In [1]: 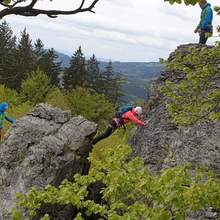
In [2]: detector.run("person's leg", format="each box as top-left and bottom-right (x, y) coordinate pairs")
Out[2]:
(199, 31), (208, 45)
(92, 121), (118, 145)
(0, 129), (2, 141)
(92, 126), (114, 145)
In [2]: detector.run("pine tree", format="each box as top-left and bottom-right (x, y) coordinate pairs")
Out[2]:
(113, 72), (124, 104)
(102, 61), (124, 105)
(33, 39), (61, 86)
(87, 54), (100, 91)
(44, 49), (61, 87)
(34, 38), (45, 60)
(102, 61), (114, 100)
(16, 28), (35, 84)
(63, 46), (87, 90)
(0, 21), (18, 89)
(37, 48), (61, 87)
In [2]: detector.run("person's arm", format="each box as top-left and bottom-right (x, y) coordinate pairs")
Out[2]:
(201, 7), (213, 30)
(5, 114), (15, 124)
(126, 113), (145, 126)
(194, 21), (201, 33)
(194, 12), (202, 33)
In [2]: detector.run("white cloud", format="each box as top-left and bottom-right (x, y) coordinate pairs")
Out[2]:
(3, 0), (220, 61)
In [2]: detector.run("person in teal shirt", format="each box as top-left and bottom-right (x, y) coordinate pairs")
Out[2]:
(0, 102), (15, 140)
(194, 0), (213, 44)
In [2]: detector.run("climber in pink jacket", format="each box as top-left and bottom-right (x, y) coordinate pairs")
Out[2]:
(116, 107), (145, 127)
(92, 106), (145, 145)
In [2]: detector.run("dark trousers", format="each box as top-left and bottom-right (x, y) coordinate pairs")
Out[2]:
(199, 31), (208, 45)
(0, 128), (2, 141)
(92, 120), (118, 145)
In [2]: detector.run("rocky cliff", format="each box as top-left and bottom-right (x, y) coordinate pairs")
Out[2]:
(0, 103), (97, 220)
(130, 44), (220, 177)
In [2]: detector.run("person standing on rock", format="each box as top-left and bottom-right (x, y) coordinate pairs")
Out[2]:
(92, 106), (145, 145)
(0, 102), (15, 140)
(194, 0), (213, 45)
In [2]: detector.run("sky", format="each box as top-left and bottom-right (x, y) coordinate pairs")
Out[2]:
(2, 0), (220, 62)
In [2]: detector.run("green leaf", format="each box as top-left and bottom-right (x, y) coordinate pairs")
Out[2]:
(3, 0), (11, 4)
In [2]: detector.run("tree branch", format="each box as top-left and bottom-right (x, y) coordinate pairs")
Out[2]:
(78, 0), (85, 10)
(0, 0), (100, 19)
(28, 0), (38, 9)
(11, 0), (25, 8)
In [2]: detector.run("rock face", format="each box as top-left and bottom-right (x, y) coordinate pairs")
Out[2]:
(0, 103), (98, 220)
(130, 44), (220, 219)
(130, 44), (220, 176)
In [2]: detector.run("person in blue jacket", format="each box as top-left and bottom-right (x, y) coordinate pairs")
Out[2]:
(0, 102), (15, 140)
(194, 0), (213, 45)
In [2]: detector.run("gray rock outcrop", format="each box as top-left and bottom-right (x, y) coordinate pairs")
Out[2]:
(131, 44), (220, 175)
(0, 103), (98, 220)
(130, 44), (220, 219)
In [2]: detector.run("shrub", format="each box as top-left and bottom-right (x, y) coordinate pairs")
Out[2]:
(20, 69), (54, 106)
(65, 87), (115, 128)
(161, 45), (220, 125)
(12, 144), (220, 220)
(45, 88), (69, 110)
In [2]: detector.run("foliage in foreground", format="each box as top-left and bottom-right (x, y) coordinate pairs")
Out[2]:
(161, 45), (220, 126)
(12, 144), (220, 220)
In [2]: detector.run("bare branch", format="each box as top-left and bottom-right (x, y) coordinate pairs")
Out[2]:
(89, 0), (99, 9)
(0, 0), (100, 19)
(28, 0), (38, 9)
(47, 14), (57, 18)
(78, 0), (85, 9)
(11, 0), (25, 8)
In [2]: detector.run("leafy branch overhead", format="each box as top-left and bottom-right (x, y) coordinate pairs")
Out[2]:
(0, 0), (99, 19)
(165, 0), (198, 5)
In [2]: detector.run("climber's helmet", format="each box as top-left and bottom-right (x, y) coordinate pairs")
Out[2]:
(134, 106), (143, 116)
(1, 102), (8, 112)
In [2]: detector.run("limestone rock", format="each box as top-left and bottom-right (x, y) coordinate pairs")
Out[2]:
(131, 44), (220, 176)
(0, 103), (98, 220)
(130, 45), (220, 219)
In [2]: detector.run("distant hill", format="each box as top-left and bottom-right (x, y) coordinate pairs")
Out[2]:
(56, 51), (164, 102)
(99, 61), (164, 102)
(99, 61), (163, 78)
(56, 51), (71, 69)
